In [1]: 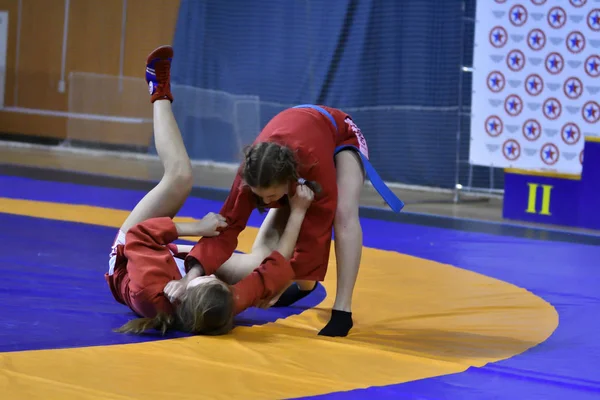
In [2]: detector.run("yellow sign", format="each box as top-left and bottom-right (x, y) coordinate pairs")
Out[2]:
(526, 183), (554, 216)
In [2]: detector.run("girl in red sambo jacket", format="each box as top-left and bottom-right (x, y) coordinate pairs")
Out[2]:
(105, 46), (315, 335)
(182, 106), (404, 337)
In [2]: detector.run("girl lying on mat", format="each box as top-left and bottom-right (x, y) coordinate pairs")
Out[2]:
(105, 46), (315, 336)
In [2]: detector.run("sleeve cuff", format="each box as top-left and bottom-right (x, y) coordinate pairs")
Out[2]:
(263, 250), (295, 285)
(154, 217), (179, 243)
(185, 247), (220, 275)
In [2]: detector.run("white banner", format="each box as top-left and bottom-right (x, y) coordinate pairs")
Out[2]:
(0, 11), (8, 109)
(469, 0), (599, 174)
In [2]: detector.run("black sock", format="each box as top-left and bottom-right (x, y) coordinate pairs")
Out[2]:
(318, 309), (353, 337)
(271, 282), (317, 307)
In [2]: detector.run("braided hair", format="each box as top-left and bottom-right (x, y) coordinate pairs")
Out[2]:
(242, 142), (321, 210)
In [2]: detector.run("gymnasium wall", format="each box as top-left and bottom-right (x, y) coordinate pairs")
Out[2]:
(0, 0), (179, 140)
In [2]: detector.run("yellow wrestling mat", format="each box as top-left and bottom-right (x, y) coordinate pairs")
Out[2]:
(0, 197), (558, 399)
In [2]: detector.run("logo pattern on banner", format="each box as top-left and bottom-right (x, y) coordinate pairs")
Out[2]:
(469, 1), (598, 174)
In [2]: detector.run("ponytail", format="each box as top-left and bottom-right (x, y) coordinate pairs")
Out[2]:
(114, 281), (234, 337)
(114, 313), (176, 336)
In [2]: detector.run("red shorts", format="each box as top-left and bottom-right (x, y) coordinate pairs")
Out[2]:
(296, 116), (369, 282)
(337, 116), (369, 161)
(295, 264), (329, 282)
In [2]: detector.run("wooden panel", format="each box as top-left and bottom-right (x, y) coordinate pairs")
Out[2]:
(67, 119), (153, 146)
(122, 0), (180, 77)
(66, 0), (122, 76)
(0, 0), (19, 107)
(0, 110), (67, 138)
(16, 0), (66, 110)
(0, 0), (180, 141)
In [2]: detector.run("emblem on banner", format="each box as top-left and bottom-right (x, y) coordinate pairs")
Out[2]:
(507, 49), (526, 71)
(525, 74), (544, 96)
(487, 71), (506, 92)
(503, 139), (522, 161)
(490, 26), (508, 48)
(505, 95), (524, 116)
(582, 101), (600, 123)
(585, 55), (600, 78)
(561, 123), (581, 145)
(566, 31), (586, 54)
(485, 116), (504, 137)
(540, 143), (560, 165)
(563, 77), (584, 100)
(509, 5), (528, 26)
(545, 52), (564, 74)
(548, 7), (567, 29)
(588, 9), (600, 31)
(523, 119), (542, 141)
(543, 98), (562, 120)
(527, 29), (546, 51)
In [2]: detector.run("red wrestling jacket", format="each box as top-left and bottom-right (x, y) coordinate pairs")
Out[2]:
(106, 217), (294, 318)
(185, 106), (354, 281)
(106, 218), (180, 318)
(230, 250), (294, 315)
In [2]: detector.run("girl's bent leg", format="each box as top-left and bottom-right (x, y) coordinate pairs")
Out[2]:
(119, 47), (192, 234)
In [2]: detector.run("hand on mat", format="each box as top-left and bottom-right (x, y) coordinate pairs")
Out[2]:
(196, 212), (228, 237)
(164, 280), (187, 304)
(290, 184), (314, 213)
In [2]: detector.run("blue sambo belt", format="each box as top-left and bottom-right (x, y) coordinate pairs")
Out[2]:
(293, 104), (405, 213)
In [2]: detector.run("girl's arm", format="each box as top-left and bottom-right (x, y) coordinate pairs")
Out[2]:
(185, 175), (255, 276)
(229, 185), (314, 313)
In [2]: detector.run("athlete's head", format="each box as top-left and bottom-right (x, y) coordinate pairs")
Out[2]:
(114, 277), (234, 336)
(178, 276), (234, 334)
(242, 142), (321, 205)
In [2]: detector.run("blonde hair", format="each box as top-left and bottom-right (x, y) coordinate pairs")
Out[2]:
(115, 280), (234, 336)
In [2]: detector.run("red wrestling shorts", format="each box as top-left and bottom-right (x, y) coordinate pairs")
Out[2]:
(337, 116), (369, 160)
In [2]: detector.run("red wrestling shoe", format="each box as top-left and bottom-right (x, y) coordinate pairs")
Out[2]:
(145, 45), (174, 103)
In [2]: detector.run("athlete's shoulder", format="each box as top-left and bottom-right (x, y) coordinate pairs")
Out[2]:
(133, 283), (175, 318)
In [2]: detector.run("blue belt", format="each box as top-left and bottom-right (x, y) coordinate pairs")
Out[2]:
(293, 104), (405, 213)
